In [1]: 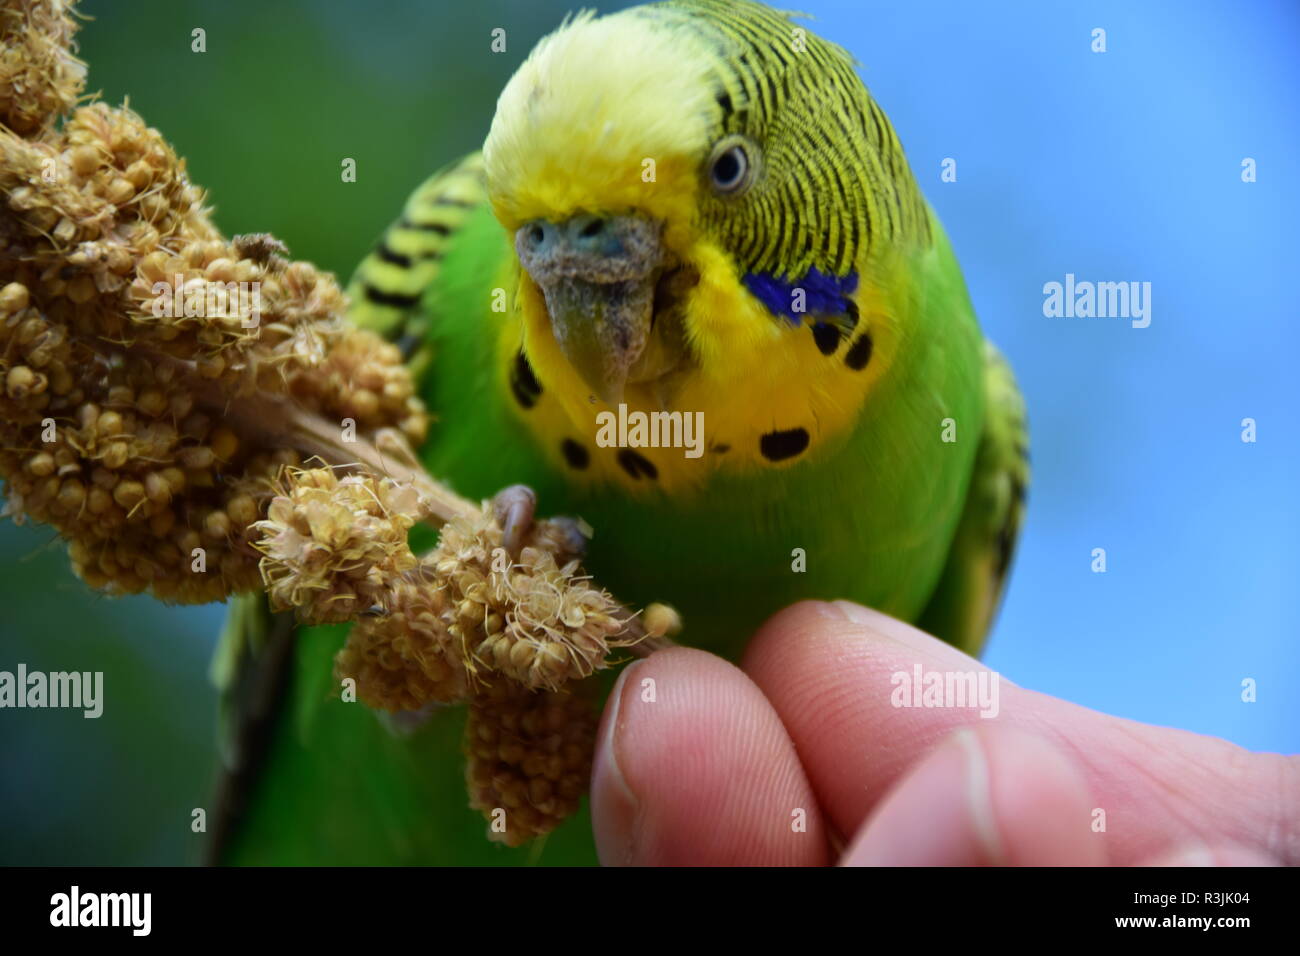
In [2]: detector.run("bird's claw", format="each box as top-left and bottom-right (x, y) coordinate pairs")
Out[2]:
(492, 484), (538, 558)
(490, 484), (590, 563)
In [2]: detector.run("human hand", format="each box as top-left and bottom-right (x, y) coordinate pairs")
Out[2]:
(590, 601), (1296, 866)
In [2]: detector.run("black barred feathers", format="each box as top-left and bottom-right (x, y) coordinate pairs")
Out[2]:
(346, 154), (487, 355)
(647, 0), (932, 281)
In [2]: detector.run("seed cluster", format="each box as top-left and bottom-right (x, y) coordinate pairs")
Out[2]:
(335, 576), (474, 710)
(465, 683), (597, 846)
(258, 467), (647, 844)
(1, 0), (676, 846)
(251, 469), (631, 708)
(295, 326), (427, 446)
(1, 280), (275, 599)
(431, 511), (629, 693)
(254, 467), (423, 622)
(0, 0), (84, 136)
(340, 508), (629, 707)
(1, 57), (427, 601)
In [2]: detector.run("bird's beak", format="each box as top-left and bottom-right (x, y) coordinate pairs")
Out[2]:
(515, 213), (664, 406)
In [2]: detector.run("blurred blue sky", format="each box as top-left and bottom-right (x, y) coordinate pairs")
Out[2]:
(1, 0), (1296, 865)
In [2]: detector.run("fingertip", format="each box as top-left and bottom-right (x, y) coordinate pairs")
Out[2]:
(980, 725), (1104, 866)
(591, 646), (827, 866)
(590, 657), (644, 866)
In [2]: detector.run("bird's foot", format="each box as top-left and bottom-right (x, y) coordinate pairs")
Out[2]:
(490, 484), (589, 563)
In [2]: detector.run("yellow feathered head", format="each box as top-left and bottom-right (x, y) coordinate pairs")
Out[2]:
(484, 0), (925, 454)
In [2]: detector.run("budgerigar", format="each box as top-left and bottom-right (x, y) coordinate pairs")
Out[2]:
(211, 0), (1028, 866)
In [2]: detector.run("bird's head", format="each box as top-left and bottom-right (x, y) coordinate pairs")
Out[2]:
(484, 0), (922, 418)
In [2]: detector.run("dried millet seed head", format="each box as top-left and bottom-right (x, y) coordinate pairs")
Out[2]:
(2, 6), (679, 851)
(436, 513), (633, 691)
(292, 327), (429, 447)
(0, 285), (294, 601)
(253, 467), (426, 623)
(2, 103), (219, 343)
(464, 682), (597, 846)
(474, 546), (628, 691)
(1, 244), (427, 605)
(1, 86), (428, 603)
(334, 577), (472, 710)
(330, 506), (639, 711)
(0, 0), (86, 137)
(1, 73), (427, 445)
(128, 243), (349, 398)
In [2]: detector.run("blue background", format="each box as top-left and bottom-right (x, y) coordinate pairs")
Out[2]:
(1, 0), (1296, 863)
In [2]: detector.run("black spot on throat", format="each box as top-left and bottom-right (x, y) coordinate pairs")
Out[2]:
(811, 322), (841, 355)
(844, 331), (873, 371)
(617, 449), (658, 480)
(510, 350), (542, 408)
(760, 427), (810, 462)
(561, 439), (589, 470)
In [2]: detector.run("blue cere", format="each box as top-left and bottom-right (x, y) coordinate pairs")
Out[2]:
(742, 267), (859, 324)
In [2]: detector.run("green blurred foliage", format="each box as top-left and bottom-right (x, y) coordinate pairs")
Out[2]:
(0, 0), (626, 865)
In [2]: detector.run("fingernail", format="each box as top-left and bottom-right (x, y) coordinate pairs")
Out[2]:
(591, 659), (642, 866)
(808, 599), (881, 627)
(953, 728), (1007, 865)
(843, 727), (1005, 866)
(827, 599), (879, 625)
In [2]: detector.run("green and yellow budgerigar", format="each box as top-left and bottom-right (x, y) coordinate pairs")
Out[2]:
(212, 0), (1028, 865)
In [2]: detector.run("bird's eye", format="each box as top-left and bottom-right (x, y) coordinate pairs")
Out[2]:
(707, 137), (756, 196)
(712, 146), (745, 189)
